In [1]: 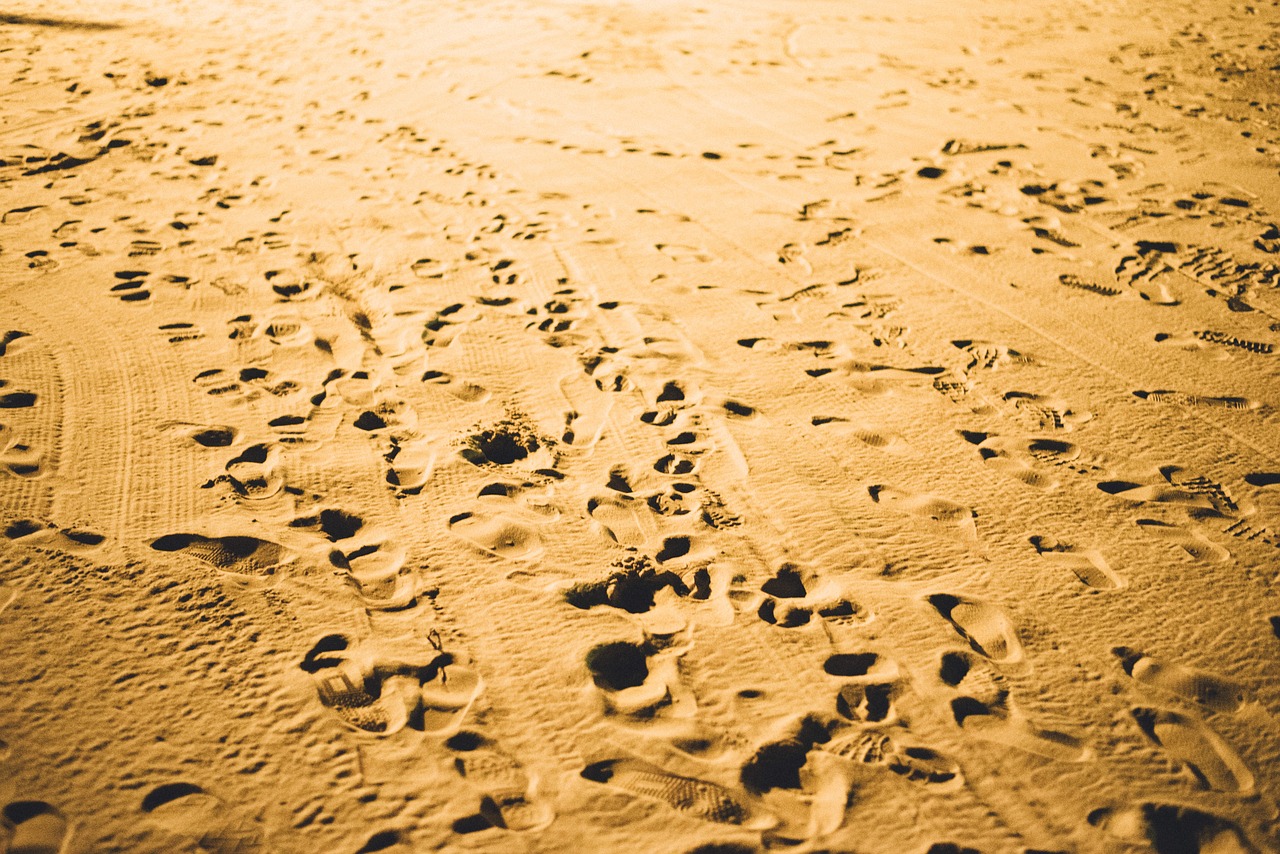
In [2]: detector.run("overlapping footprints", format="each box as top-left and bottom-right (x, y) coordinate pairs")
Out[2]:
(752, 565), (867, 629)
(447, 731), (554, 833)
(1088, 801), (1259, 853)
(820, 651), (963, 789)
(140, 782), (263, 853)
(937, 649), (1089, 762)
(1112, 648), (1255, 793)
(1030, 535), (1125, 590)
(299, 632), (481, 737)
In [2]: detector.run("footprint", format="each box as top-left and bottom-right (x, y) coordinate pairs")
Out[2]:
(1003, 391), (1092, 431)
(448, 512), (543, 561)
(205, 444), (285, 502)
(581, 759), (768, 827)
(447, 732), (554, 833)
(0, 392), (36, 409)
(938, 650), (1007, 707)
(952, 339), (1038, 371)
(1114, 648), (1245, 713)
(0, 331), (30, 358)
(460, 420), (557, 472)
(656, 244), (714, 264)
(160, 422), (238, 448)
(869, 486), (978, 541)
(422, 370), (490, 403)
(4, 519), (105, 552)
(110, 270), (151, 302)
(559, 372), (614, 450)
(755, 565), (867, 629)
(150, 533), (289, 577)
(1088, 802), (1257, 853)
(565, 556), (690, 615)
(1059, 274), (1122, 297)
(1, 800), (69, 854)
(333, 542), (415, 610)
(158, 322), (203, 344)
(385, 437), (436, 495)
(585, 639), (693, 719)
(1134, 390), (1262, 411)
(1136, 519), (1230, 562)
(929, 594), (1024, 666)
(824, 730), (962, 789)
(140, 782), (263, 853)
(587, 494), (660, 547)
(1030, 536), (1124, 590)
(0, 432), (42, 479)
(951, 697), (1089, 762)
(1130, 707), (1253, 792)
(300, 632), (479, 737)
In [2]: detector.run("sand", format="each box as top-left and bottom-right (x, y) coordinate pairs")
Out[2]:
(1, 0), (1279, 851)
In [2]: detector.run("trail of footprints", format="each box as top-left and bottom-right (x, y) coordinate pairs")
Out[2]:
(4, 45), (1279, 851)
(121, 212), (1277, 851)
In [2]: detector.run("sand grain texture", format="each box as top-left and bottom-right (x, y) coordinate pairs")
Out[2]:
(2, 0), (1280, 850)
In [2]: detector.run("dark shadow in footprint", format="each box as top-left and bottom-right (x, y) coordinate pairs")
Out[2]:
(0, 392), (36, 408)
(1, 800), (68, 854)
(1088, 802), (1255, 853)
(356, 829), (404, 852)
(565, 558), (689, 614)
(740, 739), (808, 793)
(290, 509), (363, 541)
(150, 533), (285, 576)
(1245, 472), (1280, 487)
(585, 642), (649, 691)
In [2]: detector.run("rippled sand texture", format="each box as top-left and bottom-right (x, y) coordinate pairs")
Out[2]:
(1, 0), (1279, 851)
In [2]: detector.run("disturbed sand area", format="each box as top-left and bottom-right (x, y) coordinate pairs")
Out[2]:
(1, 0), (1280, 850)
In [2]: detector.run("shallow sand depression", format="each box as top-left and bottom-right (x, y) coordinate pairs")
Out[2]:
(1, 0), (1279, 851)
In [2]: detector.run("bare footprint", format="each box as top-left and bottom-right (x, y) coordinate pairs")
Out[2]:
(559, 372), (614, 450)
(422, 370), (490, 403)
(1131, 707), (1253, 792)
(869, 485), (977, 541)
(1030, 536), (1125, 590)
(1114, 648), (1246, 713)
(951, 697), (1090, 762)
(448, 512), (544, 561)
(929, 594), (1024, 666)
(140, 782), (263, 853)
(1136, 519), (1230, 562)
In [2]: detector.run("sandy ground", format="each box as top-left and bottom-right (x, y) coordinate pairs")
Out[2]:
(1, 0), (1279, 851)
